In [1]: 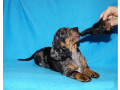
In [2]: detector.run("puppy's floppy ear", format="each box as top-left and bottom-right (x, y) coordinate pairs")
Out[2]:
(50, 46), (71, 61)
(52, 28), (68, 47)
(52, 35), (60, 47)
(51, 28), (72, 61)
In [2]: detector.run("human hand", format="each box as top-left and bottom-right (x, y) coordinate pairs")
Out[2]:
(99, 6), (118, 26)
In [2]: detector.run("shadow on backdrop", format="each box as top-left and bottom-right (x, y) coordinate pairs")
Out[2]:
(78, 25), (118, 46)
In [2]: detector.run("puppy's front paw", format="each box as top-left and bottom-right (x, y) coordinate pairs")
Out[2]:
(91, 72), (100, 78)
(71, 71), (91, 82)
(79, 74), (91, 82)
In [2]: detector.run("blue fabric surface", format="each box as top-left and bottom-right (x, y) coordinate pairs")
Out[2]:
(3, 0), (118, 90)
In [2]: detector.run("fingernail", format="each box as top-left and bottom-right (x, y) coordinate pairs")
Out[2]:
(103, 17), (106, 21)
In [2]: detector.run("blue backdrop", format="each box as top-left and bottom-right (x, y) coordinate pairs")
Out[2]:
(3, 0), (118, 90)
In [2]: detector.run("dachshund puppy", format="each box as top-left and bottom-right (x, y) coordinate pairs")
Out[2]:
(79, 19), (112, 36)
(18, 27), (99, 82)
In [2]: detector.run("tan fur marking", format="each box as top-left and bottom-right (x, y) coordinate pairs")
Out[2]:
(84, 68), (93, 76)
(60, 29), (79, 52)
(84, 68), (99, 78)
(72, 72), (91, 82)
(61, 42), (65, 47)
(104, 21), (112, 30)
(75, 72), (82, 80)
(67, 64), (76, 70)
(61, 42), (77, 52)
(83, 58), (88, 68)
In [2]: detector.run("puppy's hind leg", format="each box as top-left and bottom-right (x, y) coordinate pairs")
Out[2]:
(34, 51), (47, 68)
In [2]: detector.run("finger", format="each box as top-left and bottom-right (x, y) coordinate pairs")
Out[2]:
(98, 11), (104, 21)
(108, 16), (113, 20)
(110, 18), (118, 26)
(103, 6), (117, 21)
(103, 8), (111, 21)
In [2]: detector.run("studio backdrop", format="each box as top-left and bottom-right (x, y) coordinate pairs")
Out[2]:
(3, 0), (118, 90)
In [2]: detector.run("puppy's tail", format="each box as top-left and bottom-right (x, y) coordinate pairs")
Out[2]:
(18, 51), (37, 61)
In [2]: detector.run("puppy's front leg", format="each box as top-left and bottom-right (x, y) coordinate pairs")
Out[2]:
(82, 56), (100, 78)
(84, 67), (99, 78)
(63, 64), (91, 82)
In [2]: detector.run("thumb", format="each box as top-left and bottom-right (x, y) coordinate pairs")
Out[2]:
(110, 18), (118, 26)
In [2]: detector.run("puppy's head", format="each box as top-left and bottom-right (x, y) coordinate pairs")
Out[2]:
(52, 27), (80, 47)
(51, 27), (80, 60)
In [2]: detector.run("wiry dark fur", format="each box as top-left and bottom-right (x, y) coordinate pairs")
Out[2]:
(79, 19), (113, 36)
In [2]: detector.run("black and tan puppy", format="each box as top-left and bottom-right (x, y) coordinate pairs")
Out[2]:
(18, 27), (99, 82)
